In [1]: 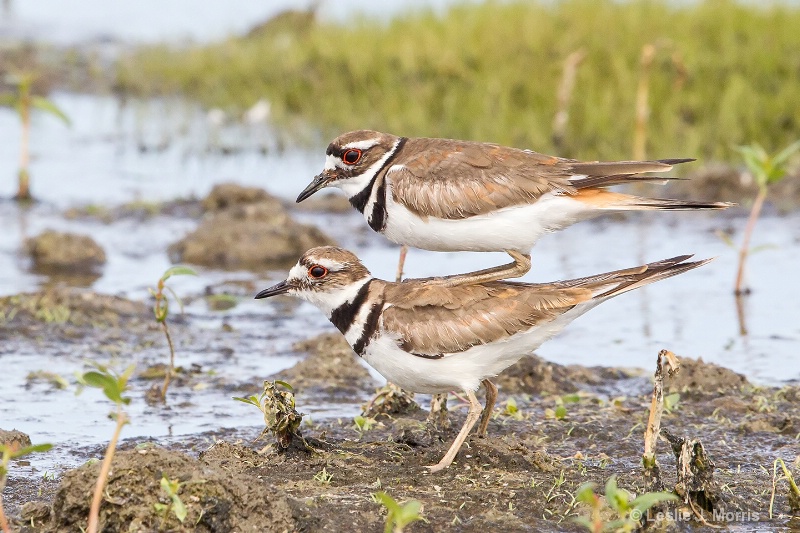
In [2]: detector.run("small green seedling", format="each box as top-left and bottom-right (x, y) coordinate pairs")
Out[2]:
(662, 392), (680, 414)
(373, 491), (425, 533)
(150, 265), (197, 401)
(770, 458), (800, 518)
(0, 441), (52, 533)
(732, 141), (800, 295)
(313, 467), (333, 485)
(77, 363), (134, 533)
(502, 397), (524, 420)
(0, 73), (70, 201)
(546, 394), (580, 420)
(154, 474), (188, 526)
(353, 415), (377, 435)
(234, 380), (305, 449)
(574, 475), (678, 532)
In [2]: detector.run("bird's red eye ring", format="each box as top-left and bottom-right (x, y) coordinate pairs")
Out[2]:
(308, 265), (328, 279)
(342, 149), (362, 165)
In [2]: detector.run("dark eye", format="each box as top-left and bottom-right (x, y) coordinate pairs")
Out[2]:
(308, 265), (328, 279)
(342, 149), (362, 165)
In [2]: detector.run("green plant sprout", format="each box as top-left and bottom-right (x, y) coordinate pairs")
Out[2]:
(545, 394), (581, 420)
(353, 415), (377, 435)
(769, 458), (800, 518)
(154, 474), (188, 527)
(313, 467), (333, 485)
(0, 73), (70, 202)
(574, 475), (678, 533)
(0, 441), (52, 533)
(733, 141), (800, 295)
(149, 265), (197, 401)
(373, 491), (425, 533)
(502, 397), (524, 420)
(234, 380), (305, 449)
(77, 363), (134, 533)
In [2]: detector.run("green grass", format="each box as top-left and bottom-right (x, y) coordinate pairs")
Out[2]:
(117, 0), (800, 161)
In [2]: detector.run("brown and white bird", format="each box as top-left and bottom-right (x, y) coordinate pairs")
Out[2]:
(297, 131), (729, 285)
(255, 246), (711, 472)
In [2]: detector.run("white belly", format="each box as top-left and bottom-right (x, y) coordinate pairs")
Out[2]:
(361, 306), (591, 394)
(381, 190), (594, 253)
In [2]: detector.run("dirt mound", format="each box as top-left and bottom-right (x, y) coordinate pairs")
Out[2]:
(0, 429), (31, 448)
(30, 446), (301, 532)
(25, 230), (106, 274)
(274, 332), (376, 393)
(168, 183), (334, 270)
(667, 357), (750, 396)
(0, 287), (148, 328)
(493, 354), (642, 395)
(201, 183), (274, 212)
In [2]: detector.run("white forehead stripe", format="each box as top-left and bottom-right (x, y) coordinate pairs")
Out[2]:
(343, 138), (381, 150)
(288, 263), (306, 279)
(324, 154), (338, 171)
(307, 257), (347, 271)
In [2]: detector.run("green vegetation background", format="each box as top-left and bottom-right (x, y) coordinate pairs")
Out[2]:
(117, 0), (800, 161)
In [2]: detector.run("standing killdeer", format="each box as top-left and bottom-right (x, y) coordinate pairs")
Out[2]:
(297, 131), (729, 285)
(255, 246), (711, 472)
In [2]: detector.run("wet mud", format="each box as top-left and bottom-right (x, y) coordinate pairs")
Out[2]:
(3, 326), (799, 532)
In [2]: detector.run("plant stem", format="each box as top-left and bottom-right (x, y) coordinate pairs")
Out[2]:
(160, 321), (175, 401)
(552, 48), (586, 154)
(87, 406), (128, 533)
(643, 349), (680, 491)
(16, 86), (31, 201)
(0, 494), (10, 533)
(734, 188), (766, 295)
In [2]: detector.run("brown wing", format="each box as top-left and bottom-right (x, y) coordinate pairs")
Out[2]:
(388, 139), (576, 219)
(388, 138), (692, 220)
(381, 281), (591, 357)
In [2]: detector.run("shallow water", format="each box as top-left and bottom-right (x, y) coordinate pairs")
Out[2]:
(0, 0), (474, 44)
(1, 92), (798, 480)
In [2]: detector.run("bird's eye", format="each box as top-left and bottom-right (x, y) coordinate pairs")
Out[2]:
(342, 149), (362, 165)
(308, 265), (328, 279)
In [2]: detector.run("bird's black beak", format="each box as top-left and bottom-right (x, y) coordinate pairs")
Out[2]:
(296, 172), (331, 203)
(254, 280), (292, 299)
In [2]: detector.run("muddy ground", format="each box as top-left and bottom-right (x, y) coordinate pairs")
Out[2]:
(2, 302), (799, 532)
(1, 189), (798, 531)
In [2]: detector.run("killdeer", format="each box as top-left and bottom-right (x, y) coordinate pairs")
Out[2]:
(255, 246), (711, 472)
(297, 131), (729, 285)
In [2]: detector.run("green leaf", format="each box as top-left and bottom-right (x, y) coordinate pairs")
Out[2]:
(630, 491), (679, 514)
(172, 495), (187, 523)
(562, 393), (581, 403)
(396, 500), (423, 528)
(664, 392), (680, 412)
(13, 443), (53, 458)
(80, 371), (117, 391)
(374, 491), (400, 514)
(772, 139), (800, 168)
(554, 404), (567, 419)
(575, 482), (597, 504)
(30, 96), (71, 126)
(274, 380), (294, 391)
(160, 265), (198, 283)
(604, 475), (629, 514)
(233, 395), (261, 407)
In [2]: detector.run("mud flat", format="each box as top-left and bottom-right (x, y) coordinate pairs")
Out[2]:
(3, 328), (799, 531)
